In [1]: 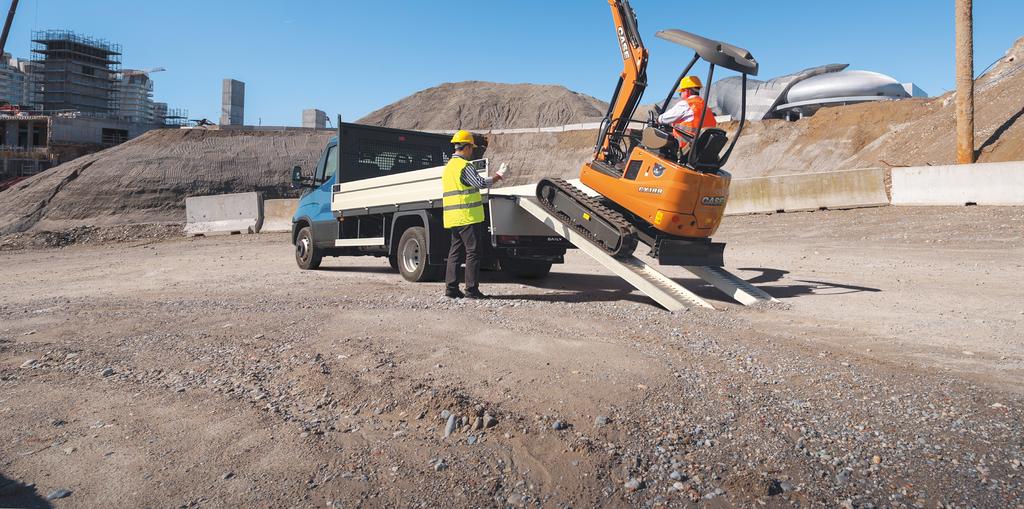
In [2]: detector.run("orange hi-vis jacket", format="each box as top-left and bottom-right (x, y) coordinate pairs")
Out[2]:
(671, 96), (717, 142)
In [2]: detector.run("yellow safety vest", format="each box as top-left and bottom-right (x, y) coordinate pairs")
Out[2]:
(441, 157), (485, 228)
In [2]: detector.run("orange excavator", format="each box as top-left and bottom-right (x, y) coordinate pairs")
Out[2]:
(536, 0), (758, 265)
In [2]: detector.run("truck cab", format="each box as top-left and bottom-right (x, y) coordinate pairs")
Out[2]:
(290, 122), (568, 281)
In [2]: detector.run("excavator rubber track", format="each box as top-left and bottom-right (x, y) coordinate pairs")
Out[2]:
(536, 178), (638, 258)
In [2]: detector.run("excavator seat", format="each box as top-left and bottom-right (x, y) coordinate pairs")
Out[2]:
(642, 126), (728, 171)
(682, 128), (728, 171)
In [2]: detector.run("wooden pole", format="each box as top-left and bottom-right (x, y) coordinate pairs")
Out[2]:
(955, 0), (975, 164)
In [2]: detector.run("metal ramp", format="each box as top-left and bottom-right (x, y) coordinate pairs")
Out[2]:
(513, 196), (777, 311)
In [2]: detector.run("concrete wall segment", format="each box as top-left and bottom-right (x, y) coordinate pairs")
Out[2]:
(184, 192), (263, 236)
(890, 161), (1024, 206)
(726, 168), (889, 215)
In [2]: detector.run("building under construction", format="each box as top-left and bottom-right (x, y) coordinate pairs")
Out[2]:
(30, 30), (121, 115)
(0, 30), (184, 185)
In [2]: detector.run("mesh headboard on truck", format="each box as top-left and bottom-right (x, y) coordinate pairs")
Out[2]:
(337, 123), (456, 183)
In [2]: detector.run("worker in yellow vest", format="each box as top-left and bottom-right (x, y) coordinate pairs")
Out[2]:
(442, 130), (508, 299)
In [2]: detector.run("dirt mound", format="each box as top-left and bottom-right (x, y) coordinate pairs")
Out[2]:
(0, 223), (183, 251)
(0, 128), (329, 234)
(357, 81), (607, 130)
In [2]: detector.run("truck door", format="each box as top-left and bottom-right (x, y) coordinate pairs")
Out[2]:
(300, 142), (340, 248)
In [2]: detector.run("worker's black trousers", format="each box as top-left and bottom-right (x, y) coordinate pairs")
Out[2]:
(445, 223), (481, 291)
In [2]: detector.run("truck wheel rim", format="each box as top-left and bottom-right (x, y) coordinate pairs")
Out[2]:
(401, 238), (421, 273)
(297, 236), (310, 260)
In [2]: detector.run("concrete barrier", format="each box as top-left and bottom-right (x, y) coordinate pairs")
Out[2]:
(260, 198), (299, 233)
(726, 168), (889, 215)
(891, 161), (1024, 206)
(184, 192), (263, 236)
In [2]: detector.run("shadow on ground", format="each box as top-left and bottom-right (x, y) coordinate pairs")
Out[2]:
(0, 473), (52, 509)
(315, 262), (881, 307)
(736, 267), (882, 299)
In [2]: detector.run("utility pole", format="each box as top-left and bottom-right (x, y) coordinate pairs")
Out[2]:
(955, 0), (975, 164)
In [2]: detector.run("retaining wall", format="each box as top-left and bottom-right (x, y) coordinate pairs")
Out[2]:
(890, 161), (1024, 206)
(261, 199), (299, 233)
(726, 168), (889, 215)
(184, 192), (263, 236)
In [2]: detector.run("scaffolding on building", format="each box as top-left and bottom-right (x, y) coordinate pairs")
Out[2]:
(163, 107), (188, 127)
(30, 29), (121, 117)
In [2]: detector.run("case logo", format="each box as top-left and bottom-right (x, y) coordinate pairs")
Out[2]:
(701, 196), (726, 206)
(618, 27), (630, 60)
(652, 164), (665, 177)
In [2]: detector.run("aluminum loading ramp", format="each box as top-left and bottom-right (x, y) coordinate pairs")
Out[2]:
(513, 196), (778, 311)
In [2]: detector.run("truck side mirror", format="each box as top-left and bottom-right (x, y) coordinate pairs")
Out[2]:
(291, 165), (303, 189)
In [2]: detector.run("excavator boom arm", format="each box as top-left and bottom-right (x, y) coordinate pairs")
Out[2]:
(595, 0), (648, 163)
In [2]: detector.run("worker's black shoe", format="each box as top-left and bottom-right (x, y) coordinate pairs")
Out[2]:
(444, 288), (465, 299)
(464, 288), (489, 300)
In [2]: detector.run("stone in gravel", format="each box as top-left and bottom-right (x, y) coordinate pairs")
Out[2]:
(467, 435), (478, 445)
(472, 417), (482, 431)
(779, 482), (794, 493)
(624, 478), (644, 491)
(440, 410), (451, 420)
(835, 470), (851, 483)
(672, 481), (685, 491)
(47, 488), (72, 500)
(669, 470), (683, 481)
(20, 359), (37, 368)
(443, 415), (457, 438)
(594, 415), (610, 427)
(483, 413), (497, 428)
(433, 459), (448, 471)
(100, 367), (114, 377)
(552, 420), (568, 431)
(872, 455), (882, 464)
(222, 472), (234, 480)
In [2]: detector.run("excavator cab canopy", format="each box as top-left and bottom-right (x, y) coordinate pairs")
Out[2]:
(654, 29), (758, 76)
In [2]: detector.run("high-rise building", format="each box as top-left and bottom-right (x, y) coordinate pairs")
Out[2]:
(116, 71), (156, 123)
(31, 30), (121, 115)
(0, 53), (33, 106)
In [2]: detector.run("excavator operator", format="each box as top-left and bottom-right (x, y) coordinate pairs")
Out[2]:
(657, 75), (717, 155)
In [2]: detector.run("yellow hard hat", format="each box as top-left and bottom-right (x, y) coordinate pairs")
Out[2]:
(678, 76), (703, 91)
(450, 130), (475, 146)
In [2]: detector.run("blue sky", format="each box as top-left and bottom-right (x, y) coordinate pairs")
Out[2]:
(4, 0), (1021, 126)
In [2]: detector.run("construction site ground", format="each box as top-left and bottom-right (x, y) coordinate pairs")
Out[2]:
(2, 205), (1022, 508)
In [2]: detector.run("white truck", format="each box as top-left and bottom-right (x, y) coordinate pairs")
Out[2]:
(289, 122), (568, 281)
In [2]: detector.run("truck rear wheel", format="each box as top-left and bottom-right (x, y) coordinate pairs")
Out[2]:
(295, 226), (322, 270)
(396, 226), (441, 282)
(500, 258), (552, 279)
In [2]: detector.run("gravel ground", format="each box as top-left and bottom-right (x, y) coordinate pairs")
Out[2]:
(1, 206), (1022, 508)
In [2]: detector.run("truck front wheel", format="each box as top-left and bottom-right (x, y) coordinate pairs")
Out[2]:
(295, 226), (323, 270)
(500, 258), (553, 279)
(396, 226), (442, 282)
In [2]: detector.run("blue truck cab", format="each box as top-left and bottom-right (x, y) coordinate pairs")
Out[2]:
(290, 122), (568, 282)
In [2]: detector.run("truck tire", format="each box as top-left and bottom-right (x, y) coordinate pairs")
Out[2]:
(295, 226), (323, 270)
(500, 258), (553, 279)
(396, 226), (441, 282)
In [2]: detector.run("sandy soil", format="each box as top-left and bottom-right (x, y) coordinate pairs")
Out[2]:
(1, 206), (1022, 508)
